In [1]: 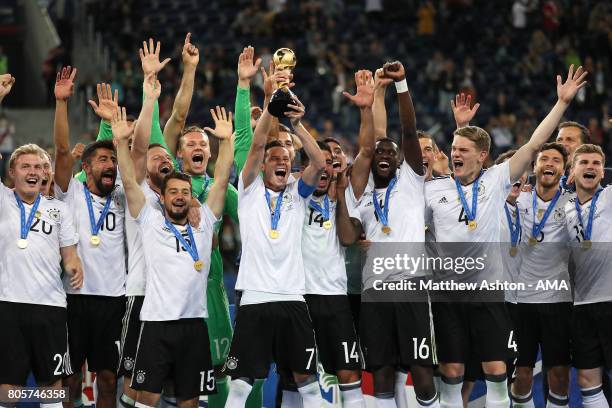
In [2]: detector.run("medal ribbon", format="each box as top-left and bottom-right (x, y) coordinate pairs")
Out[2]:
(309, 194), (330, 221)
(575, 187), (603, 241)
(531, 188), (561, 241)
(372, 177), (397, 229)
(165, 219), (199, 262)
(504, 202), (521, 247)
(455, 171), (483, 224)
(14, 192), (41, 240)
(83, 183), (112, 237)
(265, 188), (285, 232)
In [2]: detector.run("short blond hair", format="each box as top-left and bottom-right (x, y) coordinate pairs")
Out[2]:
(9, 143), (48, 169)
(572, 143), (605, 166)
(453, 126), (491, 153)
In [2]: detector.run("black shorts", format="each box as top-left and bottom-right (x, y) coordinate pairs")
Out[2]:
(305, 295), (361, 373)
(433, 302), (515, 364)
(360, 300), (436, 370)
(118, 296), (144, 377)
(67, 294), (125, 373)
(131, 319), (215, 399)
(0, 301), (70, 385)
(224, 301), (317, 379)
(348, 294), (361, 332)
(513, 302), (572, 368)
(571, 302), (612, 370)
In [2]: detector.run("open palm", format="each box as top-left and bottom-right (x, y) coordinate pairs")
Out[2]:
(139, 38), (171, 76)
(54, 66), (77, 100)
(88, 83), (119, 121)
(557, 64), (588, 104)
(343, 70), (374, 108)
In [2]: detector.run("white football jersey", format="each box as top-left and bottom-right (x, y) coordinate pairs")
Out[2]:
(136, 202), (218, 320)
(125, 182), (161, 296)
(54, 178), (127, 296)
(515, 190), (572, 303)
(236, 173), (312, 295)
(354, 161), (426, 243)
(565, 186), (612, 305)
(425, 161), (511, 243)
(0, 184), (78, 307)
(302, 190), (359, 295)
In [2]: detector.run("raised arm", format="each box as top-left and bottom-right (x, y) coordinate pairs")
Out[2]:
(132, 72), (162, 184)
(343, 70), (375, 199)
(286, 97), (325, 186)
(53, 66), (77, 192)
(335, 170), (362, 246)
(87, 83), (119, 142)
(234, 46), (261, 173)
(0, 74), (15, 105)
(509, 65), (587, 181)
(451, 93), (480, 129)
(373, 68), (392, 140)
(204, 107), (234, 218)
(163, 33), (198, 155)
(381, 61), (423, 176)
(112, 106), (144, 218)
(242, 106), (272, 189)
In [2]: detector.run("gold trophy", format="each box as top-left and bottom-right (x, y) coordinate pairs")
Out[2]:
(268, 48), (298, 118)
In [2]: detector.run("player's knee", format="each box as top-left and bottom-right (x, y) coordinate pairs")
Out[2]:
(440, 363), (464, 378)
(411, 366), (436, 401)
(96, 370), (117, 394)
(577, 369), (601, 389)
(512, 367), (533, 393)
(372, 366), (395, 393)
(336, 369), (360, 384)
(482, 361), (506, 376)
(547, 366), (570, 392)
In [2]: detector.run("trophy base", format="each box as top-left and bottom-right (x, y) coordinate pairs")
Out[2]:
(268, 88), (297, 118)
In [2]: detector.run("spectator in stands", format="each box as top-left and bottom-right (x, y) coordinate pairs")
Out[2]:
(0, 112), (16, 180)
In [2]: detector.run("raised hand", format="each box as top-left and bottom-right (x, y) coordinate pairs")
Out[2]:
(54, 66), (77, 101)
(139, 38), (171, 76)
(0, 74), (15, 102)
(432, 145), (451, 175)
(261, 61), (294, 98)
(88, 83), (119, 121)
(71, 143), (86, 161)
(111, 106), (134, 142)
(342, 70), (375, 108)
(182, 32), (199, 68)
(143, 71), (161, 100)
(204, 106), (233, 140)
(237, 45), (262, 82)
(557, 64), (588, 104)
(451, 93), (480, 127)
(285, 96), (306, 127)
(381, 61), (406, 82)
(374, 68), (393, 90)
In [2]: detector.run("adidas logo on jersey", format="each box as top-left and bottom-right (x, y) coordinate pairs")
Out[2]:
(438, 197), (448, 204)
(123, 357), (134, 371)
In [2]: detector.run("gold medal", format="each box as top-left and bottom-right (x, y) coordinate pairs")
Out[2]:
(17, 239), (28, 249)
(323, 220), (332, 230)
(269, 229), (279, 239)
(382, 225), (391, 234)
(35, 211), (41, 219)
(468, 220), (477, 230)
(509, 246), (518, 257)
(90, 235), (101, 246)
(194, 260), (204, 271)
(582, 240), (592, 249)
(528, 237), (537, 246)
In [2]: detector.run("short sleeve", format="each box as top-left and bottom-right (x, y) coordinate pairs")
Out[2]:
(490, 161), (512, 195)
(135, 201), (153, 225)
(202, 203), (221, 230)
(344, 189), (361, 220)
(398, 160), (425, 192)
(59, 203), (79, 248)
(238, 171), (263, 198)
(54, 177), (77, 201)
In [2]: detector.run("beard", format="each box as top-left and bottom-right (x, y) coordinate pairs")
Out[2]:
(94, 174), (116, 196)
(166, 206), (189, 222)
